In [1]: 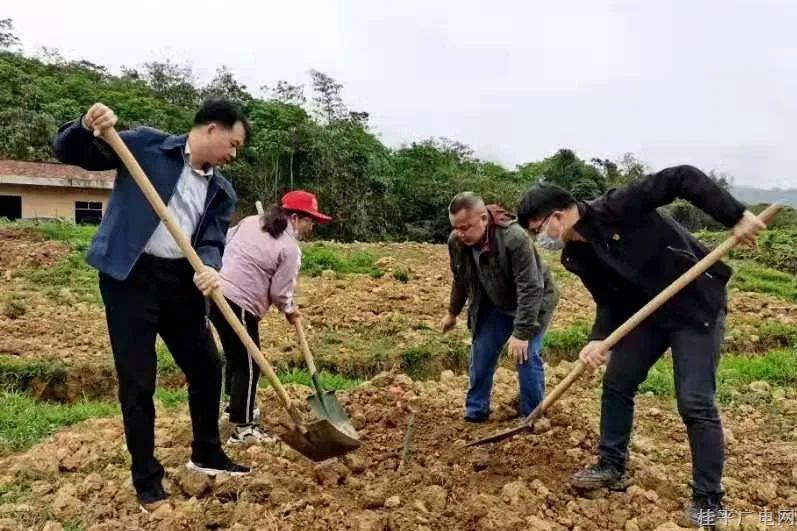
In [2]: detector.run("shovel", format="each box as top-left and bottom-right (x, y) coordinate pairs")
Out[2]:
(468, 203), (783, 447)
(102, 128), (360, 461)
(293, 319), (361, 442)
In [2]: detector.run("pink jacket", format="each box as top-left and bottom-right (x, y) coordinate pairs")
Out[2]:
(219, 215), (301, 318)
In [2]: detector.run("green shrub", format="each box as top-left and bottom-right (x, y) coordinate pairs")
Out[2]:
(301, 244), (381, 277)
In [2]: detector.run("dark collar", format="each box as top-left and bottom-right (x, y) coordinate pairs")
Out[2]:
(571, 201), (605, 245)
(159, 134), (188, 151)
(478, 211), (498, 253)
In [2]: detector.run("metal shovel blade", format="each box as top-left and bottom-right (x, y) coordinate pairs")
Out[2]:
(279, 418), (361, 461)
(466, 421), (534, 446)
(307, 389), (360, 440)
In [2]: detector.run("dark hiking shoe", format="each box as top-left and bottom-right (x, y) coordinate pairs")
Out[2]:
(464, 413), (490, 423)
(570, 462), (629, 491)
(137, 482), (168, 513)
(681, 491), (724, 528)
(187, 451), (251, 477)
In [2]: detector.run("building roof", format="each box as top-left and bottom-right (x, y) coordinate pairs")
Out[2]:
(0, 160), (114, 190)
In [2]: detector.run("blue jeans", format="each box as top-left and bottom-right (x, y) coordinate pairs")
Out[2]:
(466, 305), (546, 419)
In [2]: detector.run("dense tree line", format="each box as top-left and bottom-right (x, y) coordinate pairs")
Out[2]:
(1, 19), (788, 240)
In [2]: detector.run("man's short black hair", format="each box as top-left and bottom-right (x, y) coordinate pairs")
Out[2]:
(194, 98), (251, 141)
(517, 183), (577, 229)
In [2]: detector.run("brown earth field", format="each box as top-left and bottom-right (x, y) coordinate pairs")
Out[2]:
(0, 227), (796, 530)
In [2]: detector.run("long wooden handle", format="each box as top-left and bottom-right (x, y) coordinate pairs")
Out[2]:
(102, 128), (305, 428)
(293, 320), (319, 376)
(524, 203), (783, 425)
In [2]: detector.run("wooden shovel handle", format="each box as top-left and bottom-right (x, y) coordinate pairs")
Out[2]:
(293, 319), (319, 376)
(525, 203), (783, 425)
(101, 128), (305, 429)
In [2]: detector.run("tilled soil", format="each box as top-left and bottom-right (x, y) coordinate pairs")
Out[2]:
(1, 367), (795, 531)
(2, 233), (794, 401)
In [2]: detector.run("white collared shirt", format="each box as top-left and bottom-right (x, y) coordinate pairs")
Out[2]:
(143, 141), (213, 258)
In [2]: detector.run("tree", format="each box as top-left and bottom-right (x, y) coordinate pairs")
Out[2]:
(142, 60), (200, 107)
(35, 46), (65, 65)
(666, 170), (735, 231)
(265, 80), (306, 106)
(233, 99), (312, 205)
(708, 170), (732, 190)
(617, 153), (647, 185)
(518, 149), (607, 200)
(309, 69), (346, 123)
(202, 65), (251, 105)
(348, 111), (369, 127)
(0, 18), (20, 50)
(10, 37), (754, 242)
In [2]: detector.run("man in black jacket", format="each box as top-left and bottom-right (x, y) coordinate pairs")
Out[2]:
(517, 166), (765, 528)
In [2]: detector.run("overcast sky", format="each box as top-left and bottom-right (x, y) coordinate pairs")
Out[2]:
(6, 0), (796, 188)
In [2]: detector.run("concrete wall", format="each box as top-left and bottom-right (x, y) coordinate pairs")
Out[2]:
(0, 184), (111, 220)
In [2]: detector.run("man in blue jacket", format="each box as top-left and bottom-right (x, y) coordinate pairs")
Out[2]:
(52, 99), (250, 510)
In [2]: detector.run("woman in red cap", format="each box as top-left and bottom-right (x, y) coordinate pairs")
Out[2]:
(210, 190), (331, 444)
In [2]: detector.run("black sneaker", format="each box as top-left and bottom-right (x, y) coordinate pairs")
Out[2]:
(570, 461), (629, 491)
(137, 482), (168, 513)
(682, 491), (724, 528)
(187, 452), (251, 477)
(464, 413), (490, 423)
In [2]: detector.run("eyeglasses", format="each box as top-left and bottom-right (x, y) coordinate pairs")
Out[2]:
(529, 213), (554, 236)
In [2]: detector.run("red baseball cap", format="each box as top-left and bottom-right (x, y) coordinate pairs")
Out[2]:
(281, 190), (332, 224)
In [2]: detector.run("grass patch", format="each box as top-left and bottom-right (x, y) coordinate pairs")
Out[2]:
(401, 345), (432, 379)
(756, 322), (797, 350)
(156, 339), (180, 374)
(308, 325), (471, 380)
(729, 261), (797, 302)
(0, 478), (32, 504)
(155, 387), (188, 409)
(638, 361), (674, 397)
(0, 356), (66, 394)
(698, 228), (797, 275)
(392, 268), (410, 283)
(718, 349), (797, 387)
(4, 220), (101, 305)
(22, 251), (100, 304)
(20, 220), (97, 248)
(0, 391), (117, 454)
(261, 368), (362, 391)
(301, 243), (381, 277)
(639, 349), (797, 403)
(400, 333), (471, 379)
(724, 321), (797, 354)
(63, 521), (86, 531)
(1, 294), (27, 319)
(543, 323), (590, 362)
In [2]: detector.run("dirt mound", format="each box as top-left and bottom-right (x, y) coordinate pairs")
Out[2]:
(0, 228), (69, 274)
(2, 367), (795, 531)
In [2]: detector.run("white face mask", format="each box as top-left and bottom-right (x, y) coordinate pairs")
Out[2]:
(536, 216), (565, 251)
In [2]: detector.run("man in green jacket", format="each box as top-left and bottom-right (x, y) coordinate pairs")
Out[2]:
(441, 192), (559, 422)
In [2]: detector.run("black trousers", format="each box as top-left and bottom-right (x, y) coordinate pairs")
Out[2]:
(598, 311), (726, 495)
(210, 298), (261, 425)
(99, 255), (223, 494)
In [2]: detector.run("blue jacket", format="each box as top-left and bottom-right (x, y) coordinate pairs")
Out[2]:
(52, 119), (237, 281)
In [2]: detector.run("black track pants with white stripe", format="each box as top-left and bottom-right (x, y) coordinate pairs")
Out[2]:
(210, 298), (261, 425)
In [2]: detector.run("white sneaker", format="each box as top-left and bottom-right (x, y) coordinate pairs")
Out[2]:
(223, 405), (261, 423)
(227, 424), (276, 445)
